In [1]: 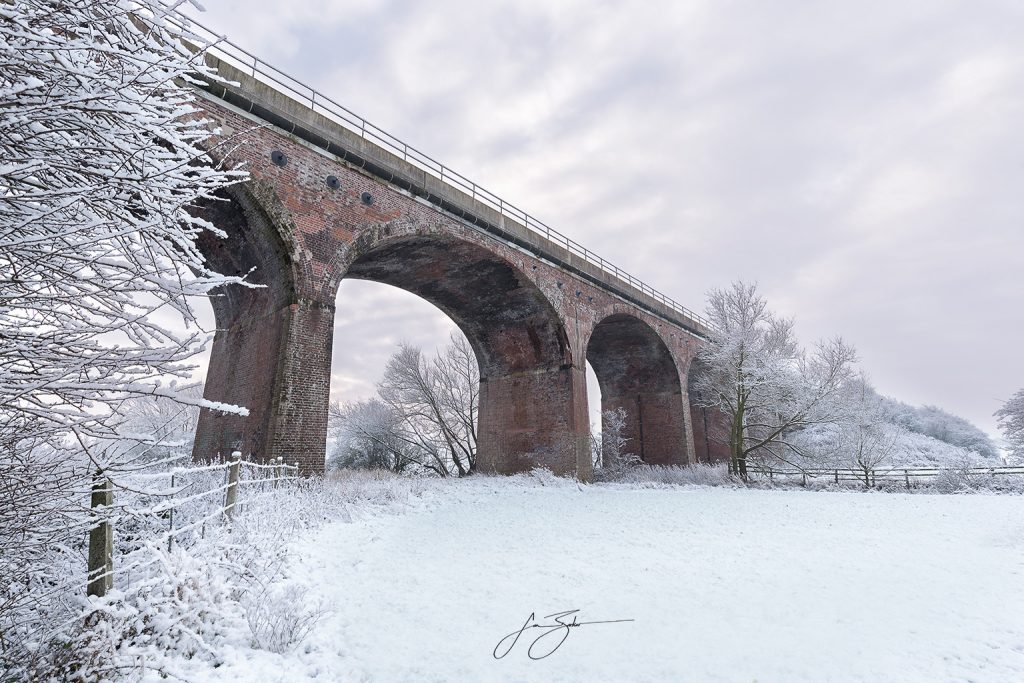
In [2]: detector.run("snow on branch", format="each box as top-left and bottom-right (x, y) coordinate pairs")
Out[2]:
(1, 0), (251, 451)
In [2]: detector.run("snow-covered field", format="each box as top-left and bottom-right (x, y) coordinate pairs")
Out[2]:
(181, 476), (1024, 682)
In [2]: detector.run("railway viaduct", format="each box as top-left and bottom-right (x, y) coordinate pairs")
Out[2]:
(186, 41), (729, 480)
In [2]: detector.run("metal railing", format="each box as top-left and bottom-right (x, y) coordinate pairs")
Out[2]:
(161, 7), (713, 333)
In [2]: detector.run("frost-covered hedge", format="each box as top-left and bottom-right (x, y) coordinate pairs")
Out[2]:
(595, 462), (739, 488)
(1, 463), (427, 682)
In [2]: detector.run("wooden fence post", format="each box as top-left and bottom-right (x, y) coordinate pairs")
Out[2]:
(904, 469), (910, 489)
(87, 472), (113, 598)
(167, 472), (176, 552)
(274, 456), (283, 489)
(224, 451), (241, 521)
(834, 470), (838, 484)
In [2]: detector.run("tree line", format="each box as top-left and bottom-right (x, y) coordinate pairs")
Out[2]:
(687, 281), (1013, 477)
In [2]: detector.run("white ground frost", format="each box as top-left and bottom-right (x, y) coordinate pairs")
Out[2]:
(174, 477), (1024, 682)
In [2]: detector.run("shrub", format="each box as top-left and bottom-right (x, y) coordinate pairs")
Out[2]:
(245, 585), (326, 654)
(598, 462), (737, 487)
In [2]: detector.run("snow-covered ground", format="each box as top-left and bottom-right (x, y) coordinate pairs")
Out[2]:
(182, 477), (1024, 682)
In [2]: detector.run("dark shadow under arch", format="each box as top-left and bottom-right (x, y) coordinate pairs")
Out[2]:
(587, 314), (687, 466)
(191, 185), (302, 462)
(686, 358), (732, 465)
(193, 184), (298, 325)
(343, 233), (570, 376)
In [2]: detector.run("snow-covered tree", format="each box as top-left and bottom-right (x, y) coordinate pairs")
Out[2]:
(1, 1), (247, 677)
(827, 375), (903, 485)
(1, 0), (247, 456)
(433, 332), (480, 462)
(691, 281), (858, 477)
(327, 399), (418, 472)
(331, 334), (480, 477)
(595, 407), (640, 473)
(995, 388), (1024, 460)
(381, 335), (479, 476)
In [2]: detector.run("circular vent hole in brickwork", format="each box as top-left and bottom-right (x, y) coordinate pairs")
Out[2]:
(326, 175), (340, 190)
(270, 150), (287, 167)
(360, 192), (374, 205)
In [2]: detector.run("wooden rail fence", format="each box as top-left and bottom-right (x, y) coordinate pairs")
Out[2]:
(747, 464), (1024, 488)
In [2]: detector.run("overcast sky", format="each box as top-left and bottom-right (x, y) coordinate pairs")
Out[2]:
(185, 0), (1023, 437)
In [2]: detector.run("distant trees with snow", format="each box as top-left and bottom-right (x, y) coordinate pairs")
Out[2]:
(691, 281), (858, 477)
(591, 407), (641, 474)
(790, 374), (904, 484)
(789, 373), (1004, 472)
(879, 397), (999, 459)
(328, 399), (418, 472)
(995, 388), (1024, 460)
(115, 386), (205, 462)
(691, 281), (999, 477)
(328, 334), (479, 476)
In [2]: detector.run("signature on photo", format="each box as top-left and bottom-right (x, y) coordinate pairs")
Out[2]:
(493, 609), (635, 660)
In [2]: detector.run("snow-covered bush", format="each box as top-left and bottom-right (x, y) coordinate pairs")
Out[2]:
(932, 457), (979, 494)
(962, 471), (1024, 494)
(527, 466), (563, 487)
(90, 549), (232, 674)
(598, 463), (738, 487)
(3, 459), (412, 681)
(245, 585), (326, 654)
(15, 544), (236, 681)
(324, 468), (430, 508)
(122, 549), (233, 659)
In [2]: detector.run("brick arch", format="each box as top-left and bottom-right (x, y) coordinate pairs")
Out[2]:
(193, 182), (299, 326)
(189, 74), (711, 477)
(340, 230), (572, 375)
(191, 182), (313, 464)
(586, 313), (689, 466)
(334, 229), (589, 476)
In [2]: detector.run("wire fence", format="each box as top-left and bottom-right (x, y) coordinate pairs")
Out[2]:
(85, 453), (301, 600)
(746, 464), (1024, 489)
(158, 5), (713, 334)
(8, 452), (304, 659)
